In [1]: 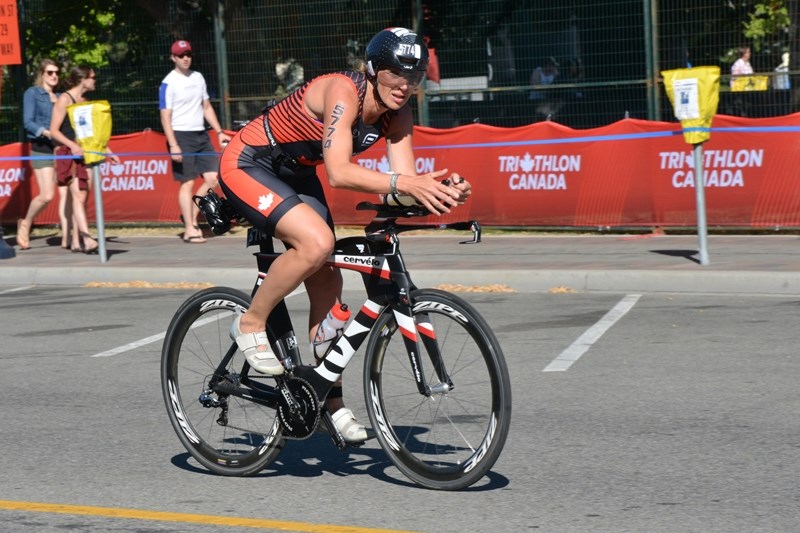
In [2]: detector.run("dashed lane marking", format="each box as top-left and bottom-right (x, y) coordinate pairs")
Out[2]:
(543, 293), (642, 372)
(90, 288), (306, 358)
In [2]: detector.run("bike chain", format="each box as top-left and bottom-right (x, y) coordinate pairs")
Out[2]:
(206, 375), (320, 440)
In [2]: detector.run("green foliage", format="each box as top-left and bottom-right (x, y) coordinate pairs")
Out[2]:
(57, 10), (115, 67)
(743, 1), (791, 52)
(23, 1), (124, 77)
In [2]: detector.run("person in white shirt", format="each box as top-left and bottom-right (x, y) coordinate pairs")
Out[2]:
(159, 40), (231, 243)
(730, 46), (754, 85)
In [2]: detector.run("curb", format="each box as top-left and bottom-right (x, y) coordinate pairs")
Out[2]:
(3, 266), (800, 296)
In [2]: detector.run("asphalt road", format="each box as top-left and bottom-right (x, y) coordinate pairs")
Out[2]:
(1, 285), (798, 532)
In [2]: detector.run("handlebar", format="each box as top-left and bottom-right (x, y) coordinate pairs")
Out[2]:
(356, 201), (482, 244)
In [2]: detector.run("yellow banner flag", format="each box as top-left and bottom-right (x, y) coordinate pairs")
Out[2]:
(661, 67), (719, 145)
(67, 100), (113, 165)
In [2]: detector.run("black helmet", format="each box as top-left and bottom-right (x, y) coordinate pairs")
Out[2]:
(365, 27), (429, 77)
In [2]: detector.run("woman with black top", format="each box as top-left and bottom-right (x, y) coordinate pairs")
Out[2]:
(49, 65), (119, 254)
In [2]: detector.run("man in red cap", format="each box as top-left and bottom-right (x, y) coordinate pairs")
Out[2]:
(159, 40), (231, 243)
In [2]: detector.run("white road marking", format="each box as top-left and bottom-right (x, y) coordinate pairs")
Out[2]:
(0, 286), (34, 295)
(543, 293), (641, 372)
(90, 288), (306, 358)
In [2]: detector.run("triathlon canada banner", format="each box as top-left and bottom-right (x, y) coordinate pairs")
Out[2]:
(2, 114), (800, 228)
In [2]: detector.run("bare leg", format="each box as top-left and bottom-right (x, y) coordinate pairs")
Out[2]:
(304, 265), (366, 441)
(238, 205), (365, 441)
(230, 203), (332, 375)
(58, 184), (71, 248)
(178, 179), (204, 241)
(69, 180), (98, 252)
(18, 167), (57, 248)
(237, 204), (334, 336)
(305, 266), (347, 412)
(192, 171), (219, 227)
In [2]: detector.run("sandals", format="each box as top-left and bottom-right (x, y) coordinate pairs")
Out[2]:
(16, 219), (30, 250)
(183, 235), (206, 244)
(75, 232), (99, 254)
(331, 407), (368, 443)
(229, 315), (284, 375)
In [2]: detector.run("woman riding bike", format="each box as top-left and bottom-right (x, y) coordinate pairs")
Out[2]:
(218, 27), (471, 443)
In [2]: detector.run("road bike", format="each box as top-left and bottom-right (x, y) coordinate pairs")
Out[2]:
(161, 197), (512, 490)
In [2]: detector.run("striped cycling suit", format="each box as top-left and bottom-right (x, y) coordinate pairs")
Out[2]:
(219, 70), (395, 233)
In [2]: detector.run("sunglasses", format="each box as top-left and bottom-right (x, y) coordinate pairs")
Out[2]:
(378, 68), (425, 88)
(44, 70), (59, 76)
(176, 53), (192, 59)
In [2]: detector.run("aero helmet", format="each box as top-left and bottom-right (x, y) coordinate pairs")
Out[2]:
(365, 27), (429, 77)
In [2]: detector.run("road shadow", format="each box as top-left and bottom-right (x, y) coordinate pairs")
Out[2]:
(169, 428), (510, 491)
(40, 234), (131, 258)
(650, 249), (700, 265)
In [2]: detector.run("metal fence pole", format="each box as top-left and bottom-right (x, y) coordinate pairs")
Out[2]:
(693, 143), (710, 266)
(213, 0), (231, 129)
(644, 0), (661, 121)
(92, 165), (107, 263)
(413, 0), (430, 126)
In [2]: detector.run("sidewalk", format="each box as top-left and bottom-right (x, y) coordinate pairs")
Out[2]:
(2, 229), (800, 295)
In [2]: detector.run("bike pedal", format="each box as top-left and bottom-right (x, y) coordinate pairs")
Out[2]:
(343, 428), (376, 448)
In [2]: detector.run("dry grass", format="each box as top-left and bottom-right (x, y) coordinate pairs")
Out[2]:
(19, 224), (365, 238)
(84, 281), (215, 289)
(433, 283), (516, 293)
(548, 285), (577, 294)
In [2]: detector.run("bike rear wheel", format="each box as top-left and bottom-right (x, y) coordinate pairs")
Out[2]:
(161, 286), (284, 476)
(363, 289), (512, 490)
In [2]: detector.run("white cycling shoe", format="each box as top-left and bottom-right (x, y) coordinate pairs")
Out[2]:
(331, 407), (368, 443)
(230, 315), (284, 376)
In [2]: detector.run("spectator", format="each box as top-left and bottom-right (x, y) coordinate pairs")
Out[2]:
(772, 52), (790, 116)
(487, 25), (516, 88)
(529, 57), (562, 120)
(17, 59), (64, 250)
(561, 57), (585, 99)
(729, 46), (756, 117)
(159, 40), (231, 244)
(730, 46), (754, 86)
(773, 52), (790, 90)
(529, 56), (560, 100)
(49, 65), (119, 254)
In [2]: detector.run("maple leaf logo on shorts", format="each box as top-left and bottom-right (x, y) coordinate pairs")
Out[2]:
(258, 193), (274, 211)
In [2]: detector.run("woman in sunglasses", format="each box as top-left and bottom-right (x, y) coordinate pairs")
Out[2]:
(218, 27), (471, 443)
(18, 59), (63, 250)
(49, 65), (119, 254)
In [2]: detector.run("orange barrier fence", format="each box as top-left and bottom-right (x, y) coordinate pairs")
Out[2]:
(2, 114), (800, 228)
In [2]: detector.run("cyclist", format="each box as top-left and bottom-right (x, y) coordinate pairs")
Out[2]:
(218, 27), (471, 442)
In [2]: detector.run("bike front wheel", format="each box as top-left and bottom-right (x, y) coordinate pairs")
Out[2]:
(363, 289), (512, 490)
(161, 286), (284, 476)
